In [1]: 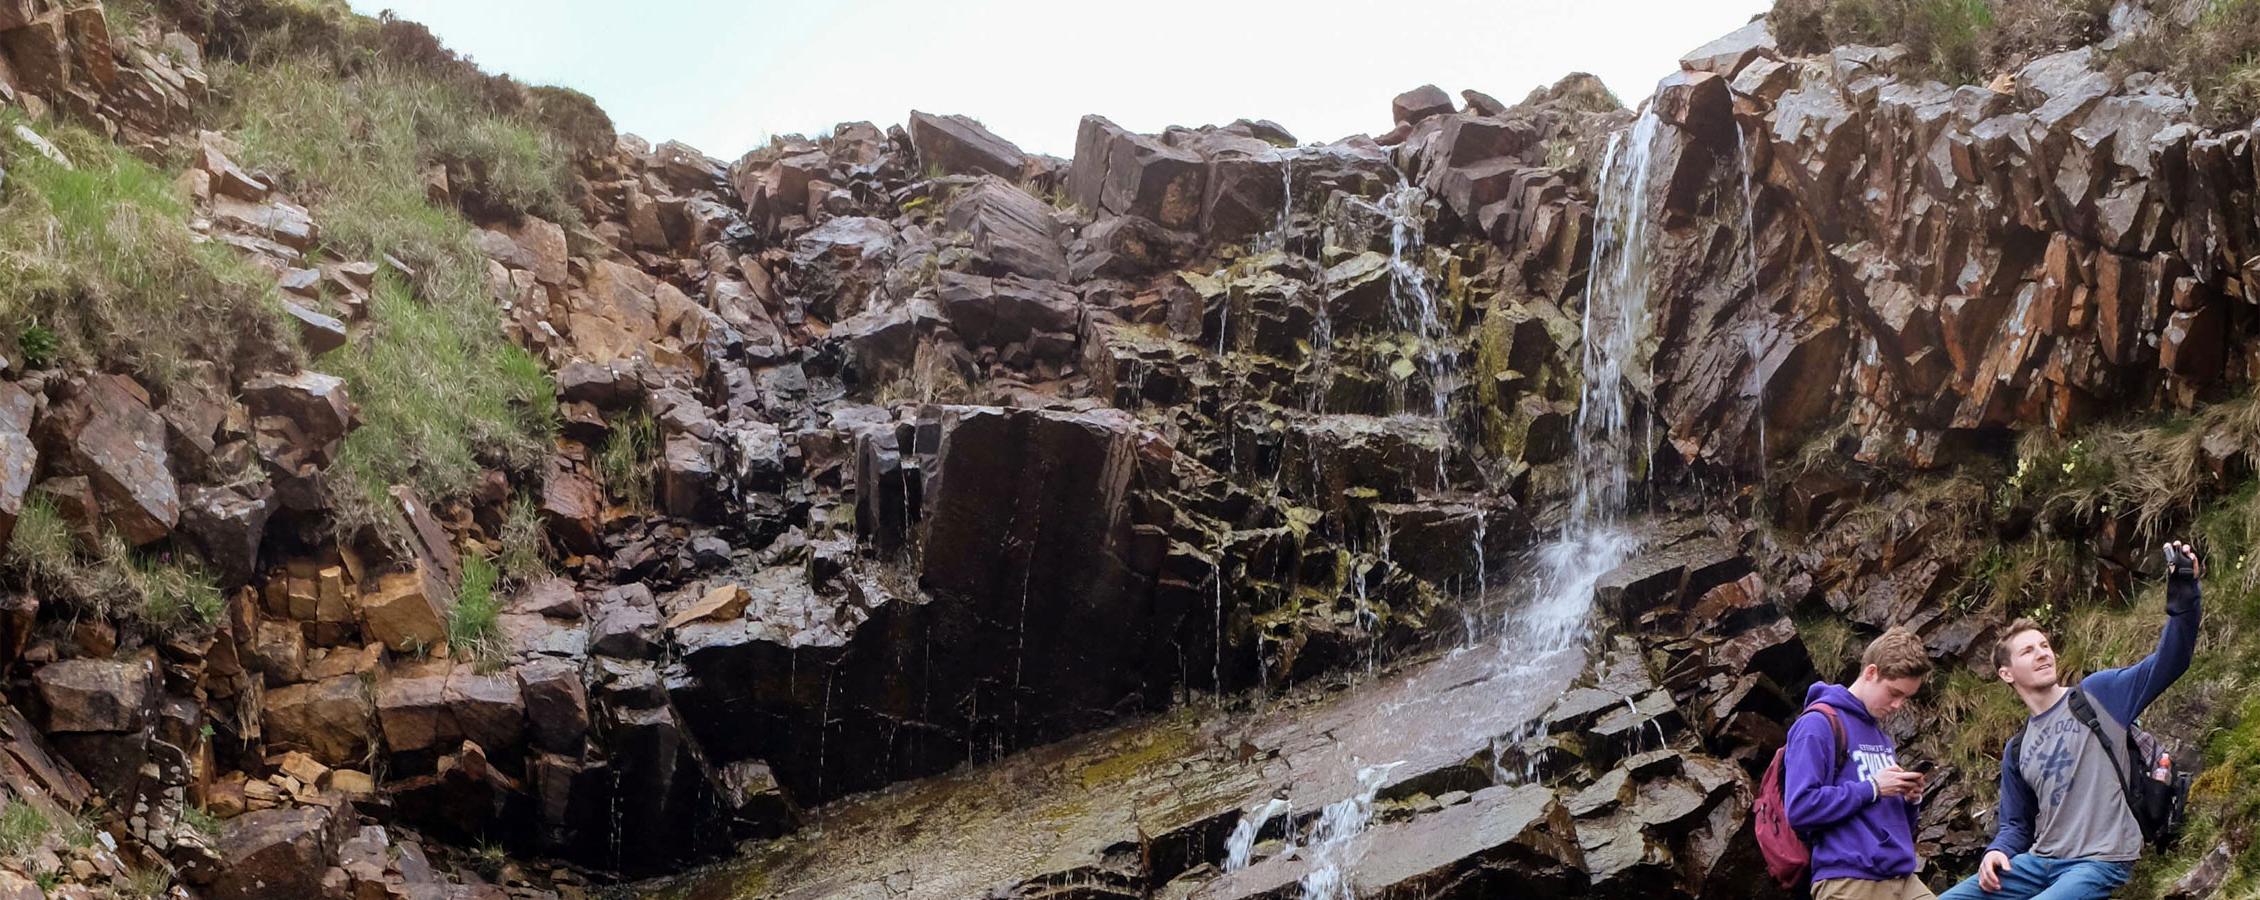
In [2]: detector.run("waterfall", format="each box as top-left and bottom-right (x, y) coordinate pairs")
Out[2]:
(1278, 111), (1669, 898)
(1472, 108), (1669, 792)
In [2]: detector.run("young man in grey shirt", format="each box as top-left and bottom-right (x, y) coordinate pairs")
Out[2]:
(1938, 540), (2202, 899)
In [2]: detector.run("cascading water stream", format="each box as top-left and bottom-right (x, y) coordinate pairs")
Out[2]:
(1262, 111), (1668, 894)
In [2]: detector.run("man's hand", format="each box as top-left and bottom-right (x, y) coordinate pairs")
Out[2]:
(2165, 540), (2203, 578)
(1978, 849), (2013, 891)
(1874, 766), (1925, 800)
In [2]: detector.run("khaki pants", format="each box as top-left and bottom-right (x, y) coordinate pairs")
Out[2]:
(1814, 875), (1939, 900)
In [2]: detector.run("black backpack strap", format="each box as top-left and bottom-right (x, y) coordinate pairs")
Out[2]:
(2066, 688), (2141, 811)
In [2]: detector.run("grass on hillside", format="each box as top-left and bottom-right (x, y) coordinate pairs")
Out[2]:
(0, 111), (294, 388)
(6, 496), (223, 631)
(213, 35), (565, 532)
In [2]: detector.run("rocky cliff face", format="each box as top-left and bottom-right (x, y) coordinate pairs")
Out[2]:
(0, 1), (2253, 898)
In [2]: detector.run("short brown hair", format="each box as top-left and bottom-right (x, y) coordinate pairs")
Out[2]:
(1993, 618), (2047, 671)
(1861, 626), (1934, 680)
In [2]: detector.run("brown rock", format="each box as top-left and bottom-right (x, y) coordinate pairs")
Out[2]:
(1067, 115), (1206, 230)
(207, 806), (343, 900)
(178, 484), (273, 589)
(511, 575), (584, 619)
(244, 618), (306, 687)
(261, 674), (374, 767)
(280, 300), (347, 356)
(34, 657), (153, 733)
(908, 110), (1028, 180)
(209, 195), (319, 251)
(1391, 84), (1455, 126)
(240, 371), (357, 466)
(539, 453), (604, 556)
(445, 668), (526, 753)
(356, 566), (445, 653)
(68, 375), (177, 545)
(666, 583), (751, 629)
(375, 672), (453, 753)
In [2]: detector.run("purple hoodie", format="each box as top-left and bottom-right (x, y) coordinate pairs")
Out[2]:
(1783, 682), (1921, 883)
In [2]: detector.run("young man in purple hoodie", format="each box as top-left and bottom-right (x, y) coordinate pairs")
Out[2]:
(1938, 540), (2203, 900)
(1786, 626), (1938, 900)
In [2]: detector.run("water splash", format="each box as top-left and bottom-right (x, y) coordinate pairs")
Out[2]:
(1295, 761), (1404, 900)
(1224, 797), (1291, 872)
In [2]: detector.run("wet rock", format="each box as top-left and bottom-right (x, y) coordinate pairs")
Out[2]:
(589, 585), (661, 659)
(516, 657), (589, 755)
(1198, 784), (1584, 898)
(937, 271), (1081, 352)
(177, 484), (272, 588)
(908, 110), (1027, 180)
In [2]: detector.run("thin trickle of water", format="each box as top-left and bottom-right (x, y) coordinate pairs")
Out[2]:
(1213, 538), (1227, 692)
(1295, 761), (1403, 900)
(1225, 796), (1291, 872)
(1735, 120), (1769, 474)
(1379, 186), (1456, 439)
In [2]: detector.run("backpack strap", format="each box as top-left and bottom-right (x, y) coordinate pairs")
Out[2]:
(1807, 703), (1847, 759)
(2066, 688), (2141, 814)
(1803, 702), (1848, 778)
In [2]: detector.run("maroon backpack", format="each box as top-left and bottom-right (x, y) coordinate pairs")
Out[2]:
(1756, 702), (1846, 890)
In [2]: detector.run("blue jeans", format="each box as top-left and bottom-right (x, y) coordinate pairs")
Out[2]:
(1937, 854), (2131, 900)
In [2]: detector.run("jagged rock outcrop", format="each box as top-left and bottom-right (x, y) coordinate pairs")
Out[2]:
(1, 1), (2256, 897)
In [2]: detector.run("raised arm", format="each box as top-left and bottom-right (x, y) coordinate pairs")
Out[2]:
(2082, 564), (2202, 724)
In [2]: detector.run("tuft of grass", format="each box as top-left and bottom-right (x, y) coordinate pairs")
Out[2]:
(1908, 666), (2029, 801)
(446, 555), (502, 665)
(178, 805), (222, 842)
(0, 801), (50, 858)
(15, 325), (55, 369)
(6, 496), (221, 632)
(1793, 609), (1856, 683)
(0, 112), (294, 388)
(597, 411), (658, 513)
(496, 492), (548, 583)
(2115, 0), (2260, 127)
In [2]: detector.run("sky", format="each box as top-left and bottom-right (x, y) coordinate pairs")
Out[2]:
(343, 0), (1773, 162)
